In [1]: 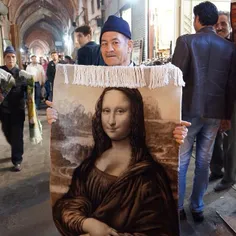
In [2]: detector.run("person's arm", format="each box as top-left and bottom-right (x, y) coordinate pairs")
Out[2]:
(220, 46), (236, 131)
(46, 63), (50, 78)
(172, 36), (190, 80)
(46, 62), (53, 82)
(224, 46), (236, 120)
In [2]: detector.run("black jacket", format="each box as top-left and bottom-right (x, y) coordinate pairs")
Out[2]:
(46, 61), (57, 84)
(0, 66), (26, 114)
(77, 41), (105, 66)
(172, 26), (236, 120)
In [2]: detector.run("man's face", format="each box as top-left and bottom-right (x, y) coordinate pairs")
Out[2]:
(31, 56), (37, 64)
(100, 31), (133, 66)
(214, 14), (231, 38)
(51, 53), (58, 61)
(4, 53), (16, 68)
(76, 32), (90, 47)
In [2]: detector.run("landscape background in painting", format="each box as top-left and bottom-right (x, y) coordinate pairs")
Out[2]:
(50, 65), (182, 210)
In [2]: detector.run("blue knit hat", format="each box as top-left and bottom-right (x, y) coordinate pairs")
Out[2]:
(100, 15), (131, 43)
(4, 46), (16, 57)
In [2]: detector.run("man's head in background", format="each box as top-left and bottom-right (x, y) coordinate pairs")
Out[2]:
(215, 11), (231, 38)
(75, 25), (92, 47)
(4, 46), (17, 69)
(65, 55), (72, 64)
(31, 55), (37, 64)
(51, 51), (59, 62)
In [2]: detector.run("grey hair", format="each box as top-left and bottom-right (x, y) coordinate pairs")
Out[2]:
(218, 11), (230, 23)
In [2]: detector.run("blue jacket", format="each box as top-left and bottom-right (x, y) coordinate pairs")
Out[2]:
(77, 41), (105, 66)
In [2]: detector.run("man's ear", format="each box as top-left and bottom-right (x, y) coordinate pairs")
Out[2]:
(195, 15), (200, 24)
(87, 34), (92, 41)
(128, 40), (133, 53)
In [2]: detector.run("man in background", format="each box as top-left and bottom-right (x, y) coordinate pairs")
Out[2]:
(46, 51), (59, 101)
(172, 2), (236, 222)
(210, 11), (236, 191)
(26, 55), (45, 110)
(0, 46), (28, 171)
(75, 25), (104, 65)
(215, 11), (232, 39)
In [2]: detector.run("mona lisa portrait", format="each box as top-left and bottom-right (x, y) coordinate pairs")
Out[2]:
(52, 87), (180, 236)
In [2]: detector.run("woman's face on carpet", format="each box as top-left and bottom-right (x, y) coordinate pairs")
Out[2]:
(101, 90), (131, 141)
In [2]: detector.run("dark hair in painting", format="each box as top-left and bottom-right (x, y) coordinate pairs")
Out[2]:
(91, 87), (151, 165)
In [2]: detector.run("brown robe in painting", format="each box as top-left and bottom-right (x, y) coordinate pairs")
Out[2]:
(53, 157), (179, 236)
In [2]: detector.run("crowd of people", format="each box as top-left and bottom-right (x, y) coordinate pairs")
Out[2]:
(0, 0), (236, 235)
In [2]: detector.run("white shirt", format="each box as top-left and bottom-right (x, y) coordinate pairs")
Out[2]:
(26, 63), (45, 85)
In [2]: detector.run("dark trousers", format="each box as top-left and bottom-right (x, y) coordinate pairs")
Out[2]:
(210, 103), (236, 183)
(35, 82), (41, 110)
(0, 111), (25, 165)
(44, 80), (50, 100)
(210, 132), (227, 175)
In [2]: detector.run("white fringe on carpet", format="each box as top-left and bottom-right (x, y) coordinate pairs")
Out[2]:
(58, 63), (185, 88)
(149, 63), (185, 88)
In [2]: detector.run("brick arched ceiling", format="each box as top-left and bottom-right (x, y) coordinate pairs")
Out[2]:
(29, 40), (51, 57)
(4, 0), (78, 55)
(23, 20), (61, 55)
(24, 19), (62, 44)
(22, 14), (62, 42)
(29, 39), (50, 52)
(25, 28), (55, 50)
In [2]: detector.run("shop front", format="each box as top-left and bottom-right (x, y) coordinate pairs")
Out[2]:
(147, 0), (175, 64)
(147, 0), (231, 64)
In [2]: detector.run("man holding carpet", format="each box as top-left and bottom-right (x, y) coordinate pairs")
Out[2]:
(46, 16), (190, 236)
(46, 15), (190, 145)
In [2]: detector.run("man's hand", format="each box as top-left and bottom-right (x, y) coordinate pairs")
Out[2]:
(219, 120), (231, 132)
(82, 218), (119, 236)
(46, 100), (58, 124)
(173, 121), (191, 145)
